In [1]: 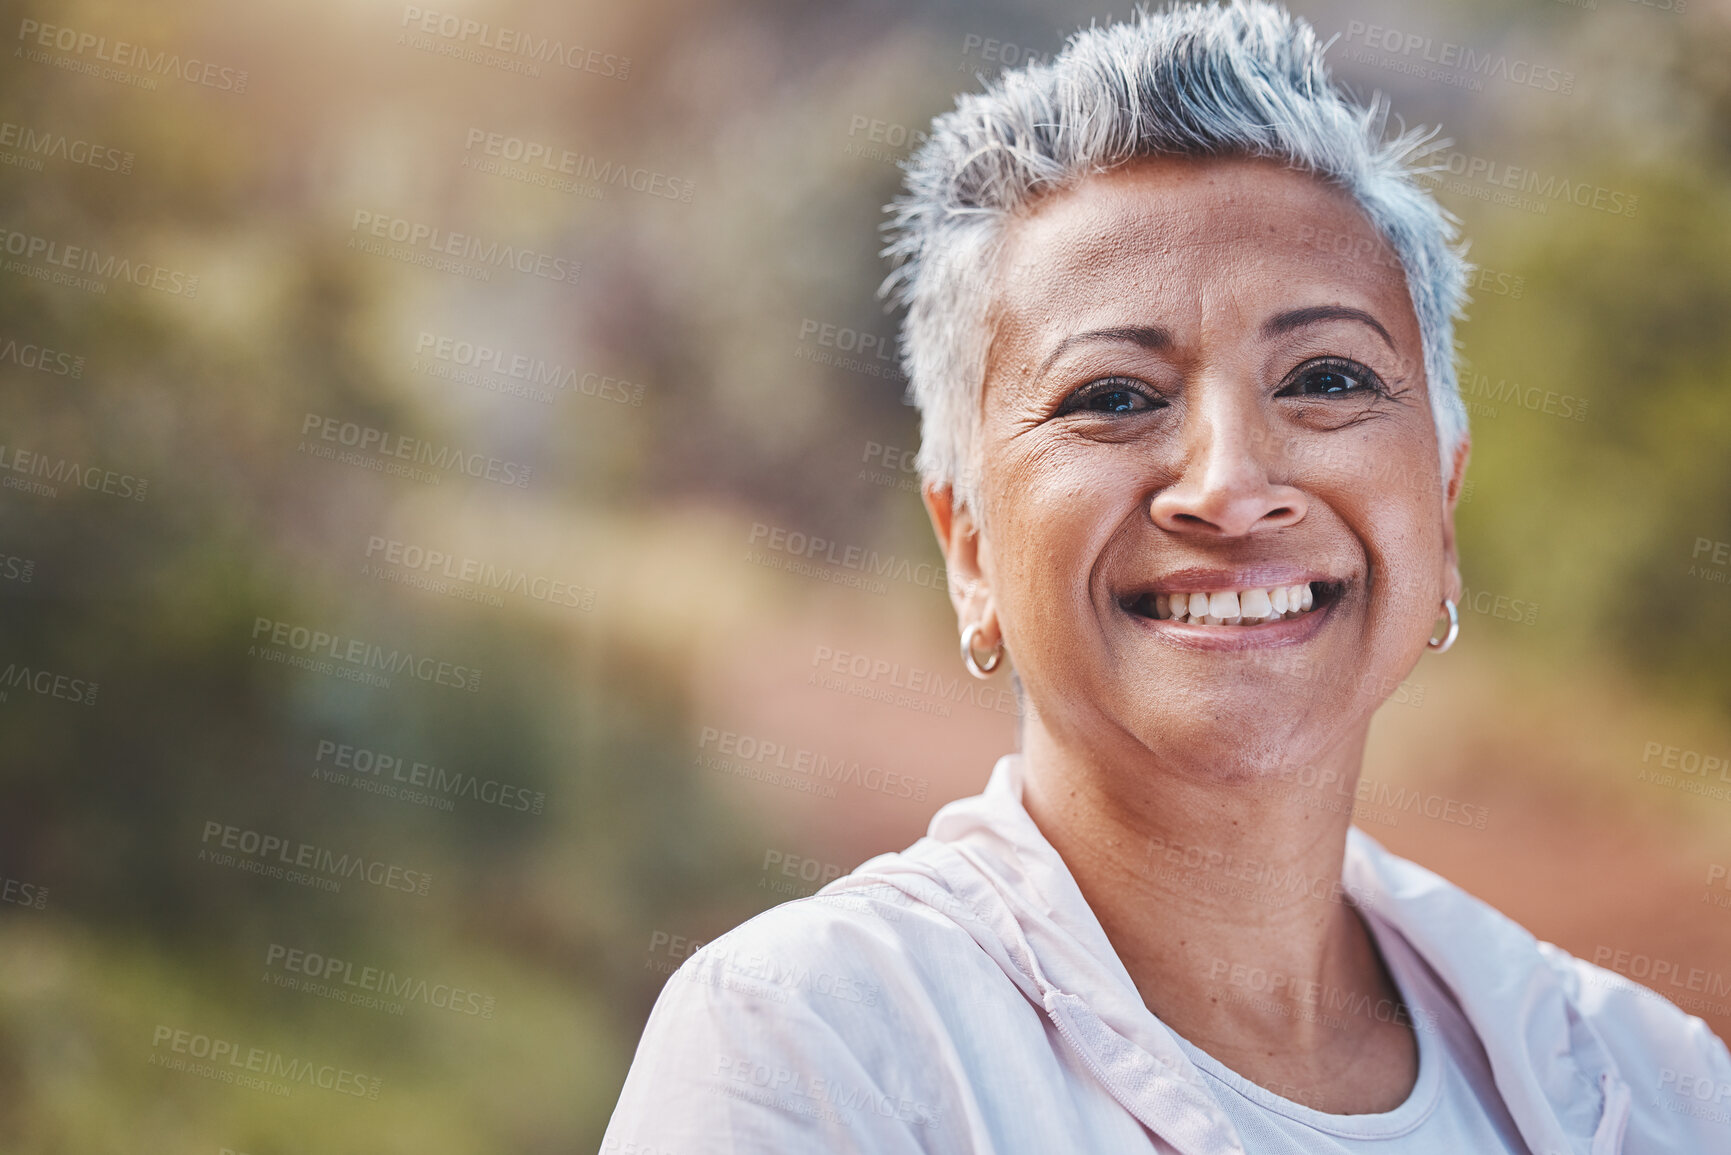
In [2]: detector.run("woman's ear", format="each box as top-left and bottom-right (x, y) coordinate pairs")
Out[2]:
(1441, 436), (1471, 603)
(922, 480), (994, 633)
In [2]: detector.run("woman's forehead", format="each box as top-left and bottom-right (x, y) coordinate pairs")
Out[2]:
(990, 156), (1414, 339)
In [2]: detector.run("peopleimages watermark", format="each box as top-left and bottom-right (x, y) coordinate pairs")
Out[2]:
(1140, 832), (1378, 911)
(462, 128), (693, 203)
(0, 224), (198, 296)
(1, 874), (49, 910)
(1205, 956), (1439, 1034)
(0, 331), (84, 377)
(696, 725), (930, 803)
(1459, 370), (1588, 423)
(794, 317), (905, 383)
(1553, 0), (1688, 17)
(0, 119), (132, 175)
(0, 551), (34, 584)
(1245, 427), (1444, 498)
(0, 442), (148, 501)
(759, 848), (845, 899)
(411, 329), (644, 407)
(745, 522), (946, 596)
(16, 18), (249, 93)
(957, 31), (1052, 74)
(710, 1053), (940, 1130)
(1703, 863), (1731, 916)
(1689, 537), (1731, 590)
(858, 439), (920, 493)
(0, 660), (99, 707)
(679, 942), (883, 1012)
(1456, 585), (1540, 627)
(363, 535), (596, 613)
(248, 616), (483, 693)
(1241, 647), (1427, 711)
(843, 114), (928, 167)
(311, 738), (545, 815)
(598, 1138), (684, 1155)
(263, 942), (496, 1019)
(644, 929), (710, 976)
(398, 6), (629, 81)
(149, 1025), (379, 1100)
(297, 411), (533, 489)
(198, 819), (434, 896)
(1338, 20), (1575, 96)
(809, 643), (1021, 719)
(1637, 739), (1731, 804)
(1290, 222), (1527, 301)
(348, 210), (581, 286)
(1420, 150), (1638, 219)
(1655, 1067), (1731, 1129)
(1589, 947), (1731, 1018)
(643, 926), (885, 1012)
(798, 319), (898, 364)
(1274, 762), (1491, 833)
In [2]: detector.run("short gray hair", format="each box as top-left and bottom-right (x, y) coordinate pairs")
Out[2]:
(879, 0), (1471, 513)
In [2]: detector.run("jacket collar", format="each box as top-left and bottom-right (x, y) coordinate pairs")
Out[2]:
(1342, 825), (1631, 1155)
(845, 753), (1630, 1155)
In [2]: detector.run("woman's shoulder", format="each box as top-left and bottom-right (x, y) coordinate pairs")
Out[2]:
(1352, 830), (1731, 1116)
(664, 851), (1004, 1017)
(1536, 939), (1731, 1091)
(603, 860), (1036, 1153)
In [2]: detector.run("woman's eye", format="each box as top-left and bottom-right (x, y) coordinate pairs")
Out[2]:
(1066, 379), (1162, 414)
(1088, 388), (1145, 413)
(1280, 360), (1384, 398)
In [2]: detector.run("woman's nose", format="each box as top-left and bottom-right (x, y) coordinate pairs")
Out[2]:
(1148, 404), (1308, 537)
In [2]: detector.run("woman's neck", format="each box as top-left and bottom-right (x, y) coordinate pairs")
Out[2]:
(1017, 719), (1420, 1115)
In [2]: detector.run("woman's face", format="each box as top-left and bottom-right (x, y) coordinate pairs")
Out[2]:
(939, 155), (1467, 783)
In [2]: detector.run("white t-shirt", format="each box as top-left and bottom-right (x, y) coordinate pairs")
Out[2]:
(1170, 916), (1532, 1153)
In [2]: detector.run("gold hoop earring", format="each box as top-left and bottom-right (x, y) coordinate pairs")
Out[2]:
(960, 622), (1003, 679)
(1427, 597), (1459, 653)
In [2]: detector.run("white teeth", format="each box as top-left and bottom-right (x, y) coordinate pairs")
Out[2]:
(1138, 582), (1322, 625)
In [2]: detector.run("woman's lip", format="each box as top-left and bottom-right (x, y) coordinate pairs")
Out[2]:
(1119, 596), (1334, 650)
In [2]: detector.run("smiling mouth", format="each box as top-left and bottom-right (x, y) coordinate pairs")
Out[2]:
(1120, 580), (1346, 626)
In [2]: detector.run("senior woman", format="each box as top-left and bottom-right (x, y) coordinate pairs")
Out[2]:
(603, 3), (1731, 1152)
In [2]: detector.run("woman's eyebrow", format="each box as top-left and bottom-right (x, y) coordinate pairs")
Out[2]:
(1035, 325), (1172, 380)
(1261, 305), (1394, 350)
